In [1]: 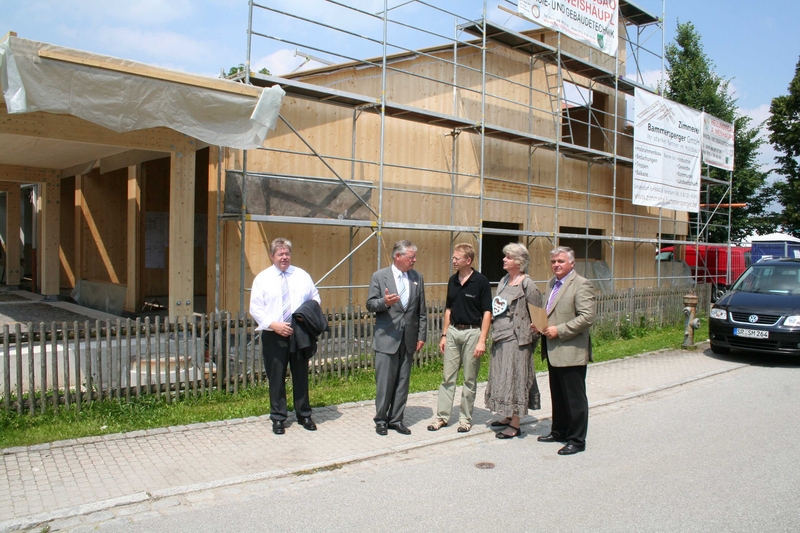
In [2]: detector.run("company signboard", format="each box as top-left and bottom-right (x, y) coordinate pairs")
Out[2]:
(518, 0), (619, 56)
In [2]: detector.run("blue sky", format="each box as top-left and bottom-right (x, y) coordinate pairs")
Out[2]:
(3, 0), (798, 167)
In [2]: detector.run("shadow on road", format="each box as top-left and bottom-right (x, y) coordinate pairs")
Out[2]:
(703, 348), (800, 369)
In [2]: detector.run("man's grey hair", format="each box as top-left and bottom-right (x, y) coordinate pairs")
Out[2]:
(550, 246), (575, 263)
(392, 239), (417, 258)
(270, 238), (292, 256)
(502, 242), (530, 273)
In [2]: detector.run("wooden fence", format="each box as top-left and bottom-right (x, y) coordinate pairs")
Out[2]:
(0, 286), (705, 414)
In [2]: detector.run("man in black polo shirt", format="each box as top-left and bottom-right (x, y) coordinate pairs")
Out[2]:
(428, 243), (492, 433)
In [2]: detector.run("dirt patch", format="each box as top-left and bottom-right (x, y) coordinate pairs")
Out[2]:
(0, 303), (108, 330)
(0, 293), (29, 303)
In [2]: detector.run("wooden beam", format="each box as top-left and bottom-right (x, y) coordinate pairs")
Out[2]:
(0, 164), (59, 183)
(206, 146), (221, 314)
(40, 179), (61, 297)
(5, 186), (21, 286)
(74, 175), (83, 284)
(39, 49), (261, 98)
(0, 104), (190, 152)
(125, 165), (142, 313)
(168, 141), (196, 318)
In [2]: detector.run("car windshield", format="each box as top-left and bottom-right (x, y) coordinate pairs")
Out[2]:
(732, 265), (800, 294)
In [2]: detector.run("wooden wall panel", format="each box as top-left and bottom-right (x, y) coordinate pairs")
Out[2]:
(80, 168), (127, 284)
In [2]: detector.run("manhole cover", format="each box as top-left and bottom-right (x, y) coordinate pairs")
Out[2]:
(475, 462), (495, 469)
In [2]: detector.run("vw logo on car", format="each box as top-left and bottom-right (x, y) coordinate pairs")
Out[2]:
(749, 315), (758, 323)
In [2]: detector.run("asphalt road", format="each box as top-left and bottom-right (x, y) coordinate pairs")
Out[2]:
(96, 353), (800, 533)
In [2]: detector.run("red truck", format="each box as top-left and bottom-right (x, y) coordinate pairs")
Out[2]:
(657, 244), (751, 296)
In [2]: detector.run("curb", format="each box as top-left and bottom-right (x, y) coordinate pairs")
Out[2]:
(1, 345), (742, 533)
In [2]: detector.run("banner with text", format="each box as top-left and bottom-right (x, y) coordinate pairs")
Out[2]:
(518, 0), (619, 56)
(702, 113), (735, 171)
(633, 89), (703, 213)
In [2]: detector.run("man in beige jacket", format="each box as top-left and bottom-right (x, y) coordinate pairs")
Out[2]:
(535, 246), (595, 455)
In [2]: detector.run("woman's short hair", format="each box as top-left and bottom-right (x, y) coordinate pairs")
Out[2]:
(502, 242), (530, 272)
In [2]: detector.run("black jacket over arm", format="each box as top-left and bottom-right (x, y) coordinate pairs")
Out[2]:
(289, 300), (329, 358)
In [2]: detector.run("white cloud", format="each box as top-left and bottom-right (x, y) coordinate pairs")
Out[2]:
(90, 26), (216, 66)
(253, 49), (306, 77)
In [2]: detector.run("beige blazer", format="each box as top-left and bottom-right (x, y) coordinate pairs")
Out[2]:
(545, 272), (596, 367)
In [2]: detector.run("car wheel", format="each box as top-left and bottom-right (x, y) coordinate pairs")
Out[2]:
(710, 343), (730, 355)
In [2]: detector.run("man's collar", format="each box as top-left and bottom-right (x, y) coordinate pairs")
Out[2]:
(391, 264), (405, 278)
(555, 270), (574, 283)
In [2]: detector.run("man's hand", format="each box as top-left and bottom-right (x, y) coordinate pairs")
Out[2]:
(416, 340), (425, 352)
(542, 326), (559, 340)
(439, 335), (447, 354)
(271, 322), (293, 337)
(473, 339), (486, 358)
(384, 287), (401, 307)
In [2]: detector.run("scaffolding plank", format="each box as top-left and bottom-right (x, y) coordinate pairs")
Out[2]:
(460, 21), (651, 97)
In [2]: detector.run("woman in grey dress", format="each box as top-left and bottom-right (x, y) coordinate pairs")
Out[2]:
(485, 243), (542, 439)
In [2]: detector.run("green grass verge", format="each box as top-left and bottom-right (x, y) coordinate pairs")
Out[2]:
(0, 322), (708, 449)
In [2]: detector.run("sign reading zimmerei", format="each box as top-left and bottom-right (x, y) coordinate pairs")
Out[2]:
(702, 114), (735, 171)
(518, 0), (619, 57)
(633, 89), (703, 213)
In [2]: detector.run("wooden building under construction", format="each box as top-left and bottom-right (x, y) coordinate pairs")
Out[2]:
(1, 2), (721, 319)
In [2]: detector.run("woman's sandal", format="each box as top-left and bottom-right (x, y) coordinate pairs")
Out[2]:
(495, 425), (521, 439)
(490, 418), (512, 427)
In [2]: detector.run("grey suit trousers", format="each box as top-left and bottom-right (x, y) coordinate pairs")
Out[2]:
(374, 343), (414, 425)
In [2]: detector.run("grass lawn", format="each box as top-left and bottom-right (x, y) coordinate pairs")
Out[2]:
(0, 322), (708, 449)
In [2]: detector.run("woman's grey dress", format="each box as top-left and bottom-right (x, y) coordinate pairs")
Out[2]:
(484, 280), (540, 417)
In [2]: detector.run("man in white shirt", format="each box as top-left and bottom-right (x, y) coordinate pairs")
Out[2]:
(250, 238), (320, 435)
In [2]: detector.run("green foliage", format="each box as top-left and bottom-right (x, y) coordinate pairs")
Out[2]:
(768, 58), (800, 235)
(227, 64), (270, 77)
(664, 21), (775, 241)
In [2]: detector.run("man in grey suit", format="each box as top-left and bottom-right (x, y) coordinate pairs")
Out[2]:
(366, 240), (427, 436)
(535, 246), (596, 455)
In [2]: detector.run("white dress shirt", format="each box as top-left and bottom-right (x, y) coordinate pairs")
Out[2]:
(391, 264), (408, 297)
(249, 265), (321, 331)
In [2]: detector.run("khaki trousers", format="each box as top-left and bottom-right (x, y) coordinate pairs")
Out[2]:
(435, 327), (482, 424)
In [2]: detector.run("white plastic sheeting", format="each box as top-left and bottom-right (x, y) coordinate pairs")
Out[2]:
(0, 36), (284, 150)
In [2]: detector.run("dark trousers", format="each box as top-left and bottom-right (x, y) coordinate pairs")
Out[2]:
(547, 361), (588, 447)
(374, 343), (413, 425)
(261, 331), (311, 422)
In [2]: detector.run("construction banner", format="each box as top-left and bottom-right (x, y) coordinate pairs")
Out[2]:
(518, 0), (618, 56)
(633, 89), (703, 213)
(702, 113), (735, 171)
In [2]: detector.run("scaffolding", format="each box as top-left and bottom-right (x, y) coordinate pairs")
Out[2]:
(215, 0), (734, 313)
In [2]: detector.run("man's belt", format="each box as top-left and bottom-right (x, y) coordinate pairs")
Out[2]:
(451, 324), (480, 330)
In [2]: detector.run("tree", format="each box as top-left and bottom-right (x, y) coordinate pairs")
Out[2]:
(664, 21), (775, 242)
(768, 57), (800, 236)
(226, 64), (270, 77)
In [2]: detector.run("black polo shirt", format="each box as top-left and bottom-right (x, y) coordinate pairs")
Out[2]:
(445, 269), (492, 326)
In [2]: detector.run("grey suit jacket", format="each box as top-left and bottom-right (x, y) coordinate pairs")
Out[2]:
(366, 267), (428, 355)
(545, 272), (596, 367)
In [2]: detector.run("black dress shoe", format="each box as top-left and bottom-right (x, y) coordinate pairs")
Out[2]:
(557, 444), (585, 455)
(298, 416), (317, 431)
(537, 433), (565, 443)
(375, 422), (388, 436)
(388, 422), (411, 435)
(272, 420), (285, 435)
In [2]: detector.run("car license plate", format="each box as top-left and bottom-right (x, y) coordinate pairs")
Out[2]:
(733, 328), (769, 339)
